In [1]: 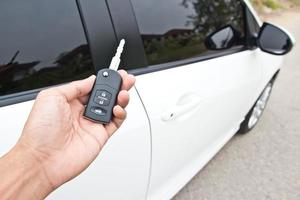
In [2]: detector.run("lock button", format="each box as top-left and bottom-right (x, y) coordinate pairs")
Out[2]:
(96, 90), (112, 100)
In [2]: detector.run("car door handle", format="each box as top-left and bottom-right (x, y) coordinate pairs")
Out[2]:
(161, 94), (201, 122)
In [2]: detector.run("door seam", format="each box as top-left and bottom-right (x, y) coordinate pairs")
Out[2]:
(134, 86), (153, 200)
(105, 0), (118, 42)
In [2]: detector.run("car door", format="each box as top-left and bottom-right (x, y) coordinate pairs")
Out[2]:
(111, 0), (263, 199)
(0, 1), (150, 199)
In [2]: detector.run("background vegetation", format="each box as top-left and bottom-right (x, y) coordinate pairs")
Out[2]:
(251, 0), (300, 11)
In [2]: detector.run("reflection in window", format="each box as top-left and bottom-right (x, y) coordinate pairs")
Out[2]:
(131, 0), (245, 65)
(0, 0), (94, 96)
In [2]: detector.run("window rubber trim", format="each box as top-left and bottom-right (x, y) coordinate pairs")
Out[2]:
(128, 46), (248, 76)
(0, 90), (39, 107)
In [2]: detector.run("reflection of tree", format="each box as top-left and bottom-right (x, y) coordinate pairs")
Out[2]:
(142, 29), (205, 65)
(141, 0), (245, 65)
(181, 0), (244, 35)
(0, 61), (40, 82)
(0, 44), (93, 96)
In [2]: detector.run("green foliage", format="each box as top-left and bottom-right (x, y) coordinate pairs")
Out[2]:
(264, 0), (281, 9)
(251, 0), (300, 10)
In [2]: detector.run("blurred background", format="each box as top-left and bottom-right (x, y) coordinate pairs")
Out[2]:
(175, 1), (300, 199)
(251, 0), (299, 12)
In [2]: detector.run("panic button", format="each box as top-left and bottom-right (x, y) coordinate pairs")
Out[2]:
(94, 90), (111, 106)
(91, 107), (107, 116)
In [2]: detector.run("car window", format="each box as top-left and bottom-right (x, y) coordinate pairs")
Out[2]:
(0, 0), (94, 97)
(130, 0), (246, 66)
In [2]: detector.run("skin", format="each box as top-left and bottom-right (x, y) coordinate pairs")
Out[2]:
(0, 70), (135, 200)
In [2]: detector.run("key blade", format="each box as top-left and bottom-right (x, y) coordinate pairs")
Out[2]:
(118, 39), (125, 53)
(109, 39), (125, 71)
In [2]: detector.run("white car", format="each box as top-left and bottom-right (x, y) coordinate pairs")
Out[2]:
(0, 0), (294, 199)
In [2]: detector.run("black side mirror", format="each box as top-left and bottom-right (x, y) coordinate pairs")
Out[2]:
(205, 25), (239, 50)
(258, 22), (294, 55)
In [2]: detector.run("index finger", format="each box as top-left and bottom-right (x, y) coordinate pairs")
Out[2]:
(118, 70), (136, 91)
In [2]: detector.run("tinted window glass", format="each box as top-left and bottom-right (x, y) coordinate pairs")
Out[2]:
(131, 0), (245, 66)
(0, 0), (94, 97)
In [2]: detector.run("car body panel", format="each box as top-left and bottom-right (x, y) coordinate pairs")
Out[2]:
(260, 51), (283, 89)
(135, 48), (264, 199)
(0, 89), (151, 200)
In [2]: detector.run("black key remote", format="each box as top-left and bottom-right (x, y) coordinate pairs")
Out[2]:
(84, 39), (125, 124)
(84, 69), (122, 124)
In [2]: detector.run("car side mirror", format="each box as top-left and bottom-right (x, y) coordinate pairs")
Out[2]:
(258, 22), (295, 55)
(205, 25), (239, 50)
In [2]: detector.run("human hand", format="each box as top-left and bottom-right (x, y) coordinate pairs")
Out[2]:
(14, 70), (135, 197)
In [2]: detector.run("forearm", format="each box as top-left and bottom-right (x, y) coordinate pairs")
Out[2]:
(0, 145), (53, 200)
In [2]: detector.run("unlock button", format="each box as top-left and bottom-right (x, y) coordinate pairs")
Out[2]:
(95, 98), (110, 106)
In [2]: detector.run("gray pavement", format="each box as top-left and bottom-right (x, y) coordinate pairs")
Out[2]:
(174, 9), (300, 200)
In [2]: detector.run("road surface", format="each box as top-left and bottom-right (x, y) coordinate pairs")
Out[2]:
(174, 8), (300, 200)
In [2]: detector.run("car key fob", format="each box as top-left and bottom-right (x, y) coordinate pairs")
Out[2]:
(84, 39), (125, 124)
(84, 69), (122, 124)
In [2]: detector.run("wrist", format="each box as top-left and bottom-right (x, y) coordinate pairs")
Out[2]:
(0, 144), (54, 200)
(14, 143), (55, 198)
